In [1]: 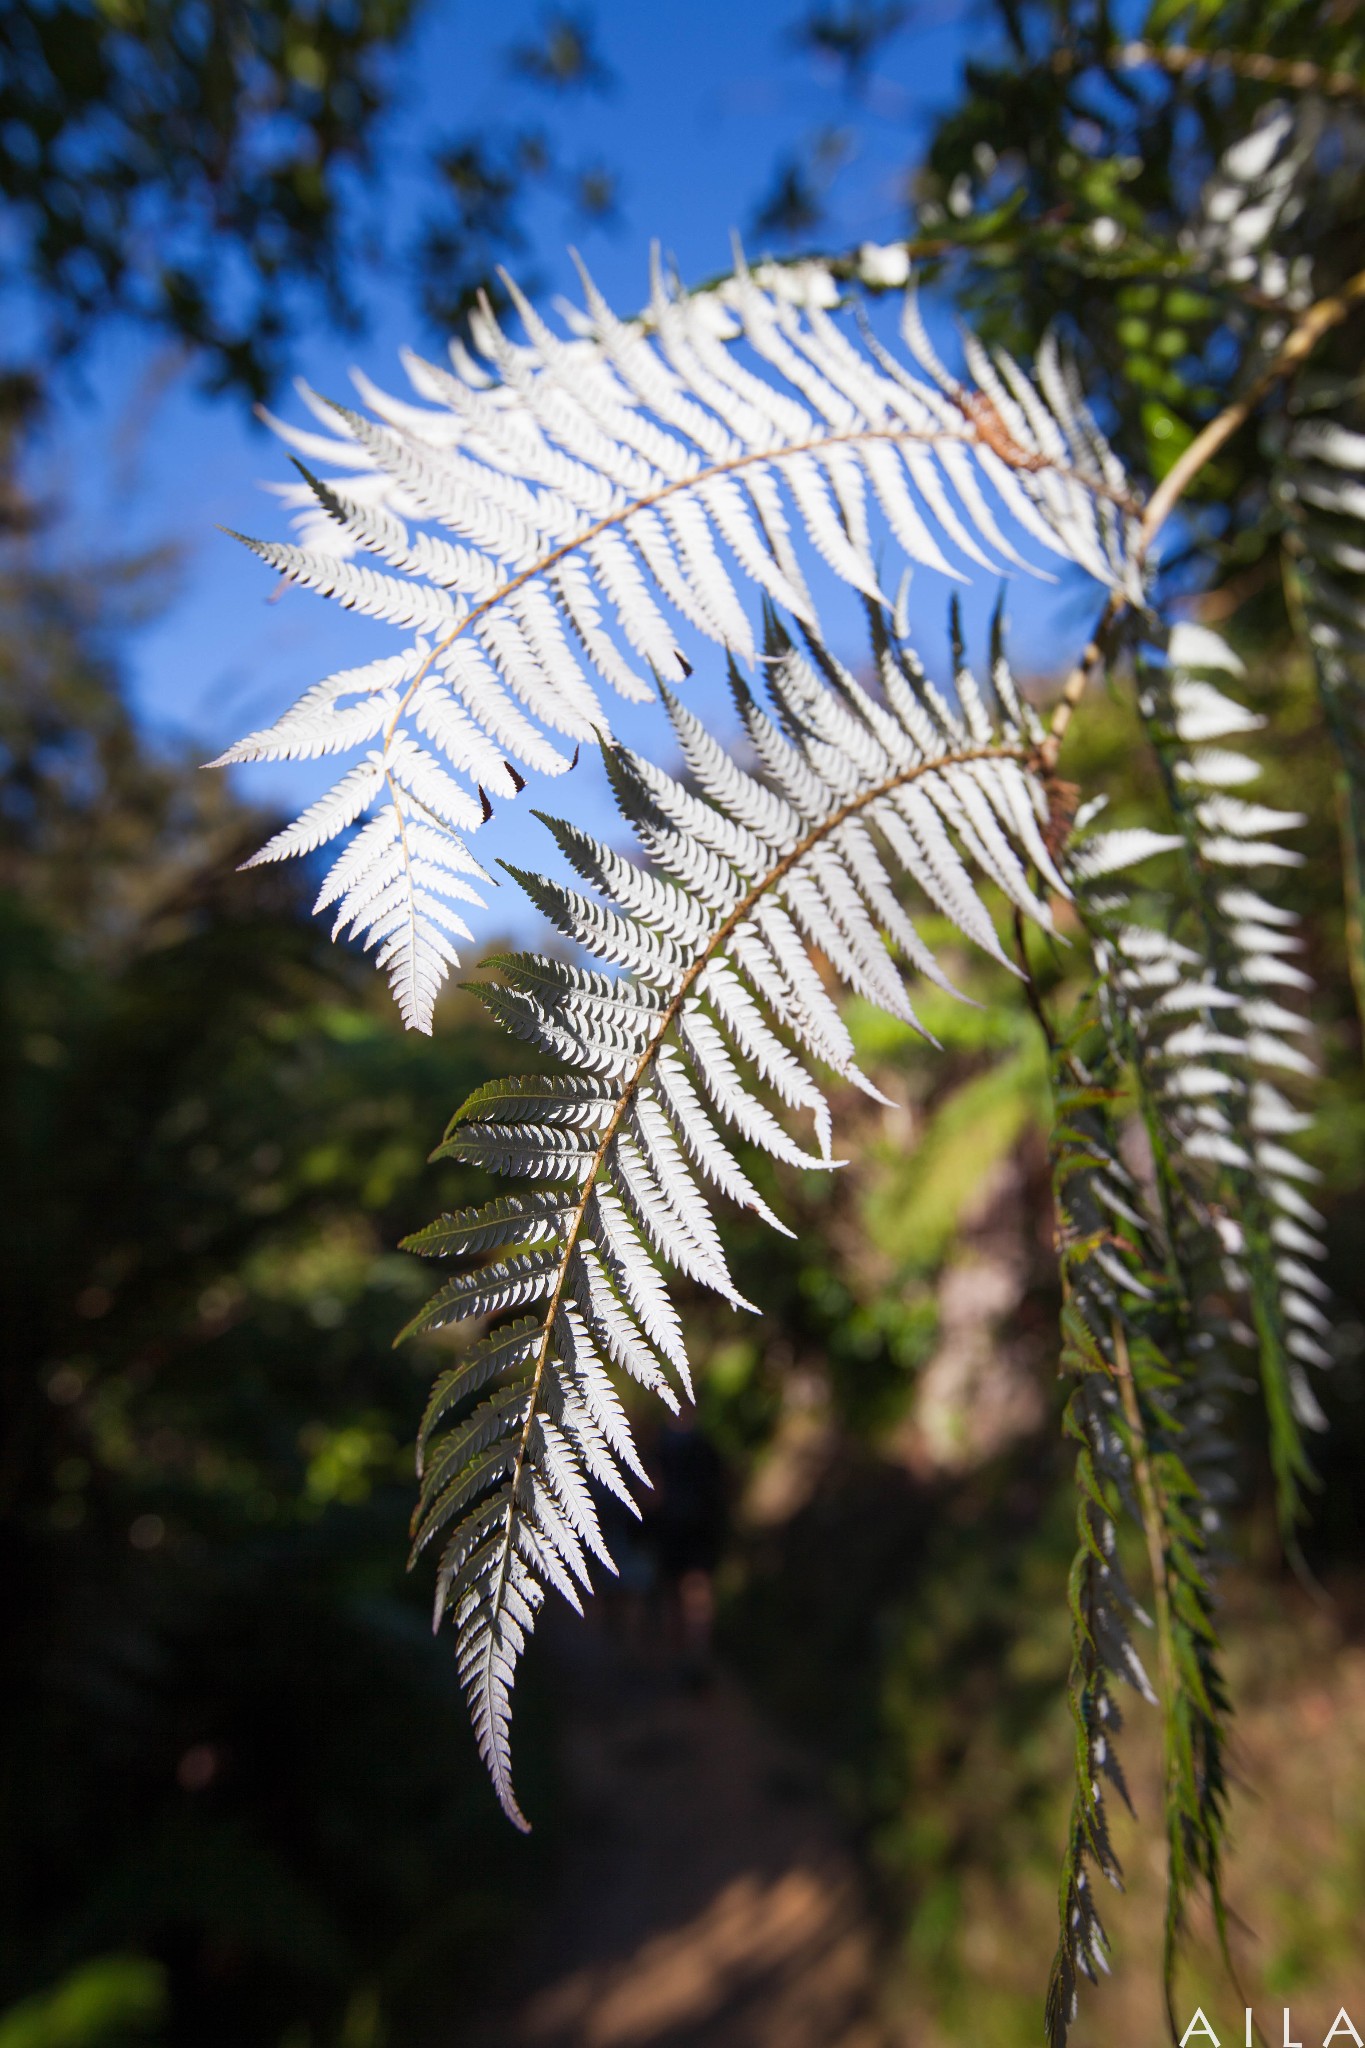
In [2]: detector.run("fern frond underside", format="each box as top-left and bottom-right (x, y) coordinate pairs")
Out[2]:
(401, 611), (1072, 1824)
(220, 258), (1138, 1027)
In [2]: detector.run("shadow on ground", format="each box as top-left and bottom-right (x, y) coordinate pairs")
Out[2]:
(467, 1605), (887, 2048)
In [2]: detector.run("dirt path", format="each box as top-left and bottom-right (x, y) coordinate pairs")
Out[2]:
(469, 1611), (888, 2048)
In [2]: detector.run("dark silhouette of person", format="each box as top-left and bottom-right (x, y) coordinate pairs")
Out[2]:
(645, 1414), (727, 1679)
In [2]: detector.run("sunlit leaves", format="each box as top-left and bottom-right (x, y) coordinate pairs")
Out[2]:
(401, 611), (1059, 1825)
(224, 260), (1135, 1027)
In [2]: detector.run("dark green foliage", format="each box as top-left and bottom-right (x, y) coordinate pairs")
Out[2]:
(790, 3), (908, 84)
(1046, 997), (1232, 2042)
(507, 9), (614, 94)
(752, 157), (832, 242)
(0, 0), (420, 397)
(914, 0), (1365, 490)
(0, 598), (555, 2040)
(413, 130), (555, 338)
(0, 0), (626, 397)
(411, 9), (616, 337)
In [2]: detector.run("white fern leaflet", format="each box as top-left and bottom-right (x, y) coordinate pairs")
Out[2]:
(217, 257), (1139, 1028)
(1069, 622), (1326, 1529)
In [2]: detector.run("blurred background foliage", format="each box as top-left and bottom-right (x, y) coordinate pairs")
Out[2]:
(0, 542), (566, 2043)
(4, 1), (1365, 2044)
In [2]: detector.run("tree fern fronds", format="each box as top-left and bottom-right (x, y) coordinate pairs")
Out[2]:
(1074, 624), (1325, 1535)
(1278, 382), (1365, 1030)
(1046, 998), (1234, 2048)
(222, 260), (1139, 1028)
(401, 613), (1062, 1826)
(1156, 628), (1325, 1510)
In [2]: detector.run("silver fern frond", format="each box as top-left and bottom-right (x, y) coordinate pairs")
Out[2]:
(1042, 613), (1328, 2039)
(217, 256), (1138, 1028)
(1068, 621), (1325, 1531)
(400, 610), (1062, 1825)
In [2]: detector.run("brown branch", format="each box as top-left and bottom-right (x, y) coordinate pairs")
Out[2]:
(1040, 262), (1365, 770)
(1141, 264), (1365, 543)
(1054, 38), (1365, 100)
(1037, 593), (1123, 773)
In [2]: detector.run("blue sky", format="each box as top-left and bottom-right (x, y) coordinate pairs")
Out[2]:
(36, 0), (1108, 945)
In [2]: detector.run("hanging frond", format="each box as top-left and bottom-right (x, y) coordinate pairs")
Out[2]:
(400, 611), (1063, 1825)
(1069, 622), (1326, 1535)
(218, 257), (1139, 1027)
(1278, 379), (1365, 1026)
(1045, 992), (1235, 2048)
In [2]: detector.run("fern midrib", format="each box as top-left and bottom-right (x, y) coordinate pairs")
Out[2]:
(358, 417), (1133, 768)
(1108, 1314), (1176, 1694)
(1047, 1407), (1109, 2044)
(480, 734), (1034, 1676)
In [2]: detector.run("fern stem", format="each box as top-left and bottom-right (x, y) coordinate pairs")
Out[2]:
(1284, 544), (1365, 1047)
(1038, 595), (1124, 770)
(1109, 1317), (1176, 1704)
(1142, 267), (1365, 545)
(1093, 961), (1188, 1308)
(1012, 903), (1057, 1051)
(1333, 758), (1365, 1045)
(1297, 674), (1365, 1052)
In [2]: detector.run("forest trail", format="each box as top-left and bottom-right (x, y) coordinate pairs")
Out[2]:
(468, 1609), (888, 2048)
